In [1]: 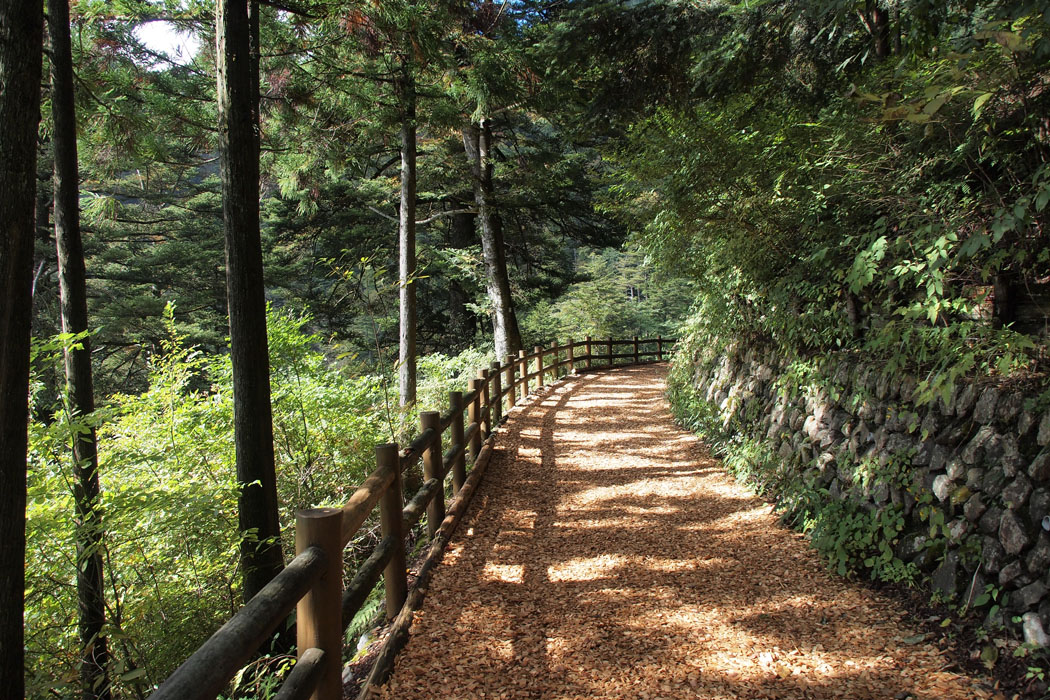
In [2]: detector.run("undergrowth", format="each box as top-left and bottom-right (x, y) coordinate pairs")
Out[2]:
(666, 354), (918, 586)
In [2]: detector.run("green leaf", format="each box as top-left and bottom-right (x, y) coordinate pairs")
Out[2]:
(1036, 188), (1049, 212)
(972, 93), (993, 119)
(119, 668), (146, 682)
(976, 30), (1028, 53)
(923, 92), (950, 116)
(981, 643), (999, 669)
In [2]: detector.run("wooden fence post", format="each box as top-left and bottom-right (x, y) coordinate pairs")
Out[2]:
(377, 443), (407, 619)
(491, 360), (503, 425)
(534, 346), (544, 390)
(567, 339), (575, 375)
(657, 336), (663, 361)
(518, 349), (528, 401)
(468, 378), (483, 461)
(585, 336), (592, 370)
(550, 340), (559, 380)
(633, 335), (639, 364)
(505, 354), (516, 410)
(607, 337), (613, 367)
(450, 391), (466, 493)
(295, 507), (343, 700)
(420, 411), (444, 540)
(477, 368), (491, 439)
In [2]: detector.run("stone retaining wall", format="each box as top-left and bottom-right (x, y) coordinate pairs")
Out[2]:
(685, 348), (1050, 641)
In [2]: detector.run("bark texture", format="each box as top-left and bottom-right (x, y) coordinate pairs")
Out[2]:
(49, 0), (111, 695)
(398, 72), (418, 407)
(447, 209), (478, 346)
(862, 0), (891, 59)
(0, 0), (44, 695)
(217, 0), (284, 601)
(462, 120), (522, 359)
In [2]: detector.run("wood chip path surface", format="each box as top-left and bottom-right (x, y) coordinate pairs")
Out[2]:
(375, 365), (987, 699)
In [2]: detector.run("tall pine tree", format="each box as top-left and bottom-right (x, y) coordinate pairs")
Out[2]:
(49, 0), (111, 695)
(0, 0), (44, 695)
(217, 0), (285, 600)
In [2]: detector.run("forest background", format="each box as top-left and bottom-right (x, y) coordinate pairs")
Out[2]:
(3, 0), (1050, 698)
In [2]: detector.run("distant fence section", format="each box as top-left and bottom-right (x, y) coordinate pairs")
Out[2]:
(150, 336), (675, 700)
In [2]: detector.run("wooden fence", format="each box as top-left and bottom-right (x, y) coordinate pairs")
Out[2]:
(150, 336), (673, 700)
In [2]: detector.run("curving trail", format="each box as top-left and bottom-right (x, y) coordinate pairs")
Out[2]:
(375, 365), (986, 700)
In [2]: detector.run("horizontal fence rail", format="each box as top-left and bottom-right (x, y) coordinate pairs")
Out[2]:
(149, 336), (675, 700)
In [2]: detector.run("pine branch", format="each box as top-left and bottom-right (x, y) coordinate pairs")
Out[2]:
(367, 205), (477, 225)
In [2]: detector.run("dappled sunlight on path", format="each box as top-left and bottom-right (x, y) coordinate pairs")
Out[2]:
(376, 365), (984, 699)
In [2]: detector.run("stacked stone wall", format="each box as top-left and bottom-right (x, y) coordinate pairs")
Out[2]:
(687, 348), (1050, 640)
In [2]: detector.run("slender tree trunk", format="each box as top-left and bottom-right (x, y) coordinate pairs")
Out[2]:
(36, 160), (52, 245)
(862, 1), (891, 59)
(462, 120), (522, 358)
(217, 0), (284, 601)
(890, 3), (901, 56)
(993, 273), (1016, 330)
(49, 0), (110, 696)
(447, 208), (477, 347)
(0, 1), (44, 696)
(398, 70), (417, 407)
(845, 291), (863, 340)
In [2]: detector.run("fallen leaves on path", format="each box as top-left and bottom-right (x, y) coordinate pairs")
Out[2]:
(373, 366), (987, 699)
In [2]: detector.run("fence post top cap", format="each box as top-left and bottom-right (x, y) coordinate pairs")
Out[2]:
(297, 506), (342, 519)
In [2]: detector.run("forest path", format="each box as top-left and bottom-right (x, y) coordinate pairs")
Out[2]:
(374, 364), (984, 700)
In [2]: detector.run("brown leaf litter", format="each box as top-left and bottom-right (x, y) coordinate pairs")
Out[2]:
(372, 365), (989, 699)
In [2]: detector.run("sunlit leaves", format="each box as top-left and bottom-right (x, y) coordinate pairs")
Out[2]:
(25, 305), (506, 694)
(597, 0), (1049, 412)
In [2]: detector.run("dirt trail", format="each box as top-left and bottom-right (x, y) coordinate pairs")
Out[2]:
(376, 365), (987, 699)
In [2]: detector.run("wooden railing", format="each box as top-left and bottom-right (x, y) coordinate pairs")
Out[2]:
(150, 336), (673, 700)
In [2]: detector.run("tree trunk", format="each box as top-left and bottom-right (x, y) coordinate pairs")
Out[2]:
(461, 120), (522, 359)
(398, 70), (417, 407)
(217, 0), (284, 601)
(863, 1), (891, 59)
(0, 1), (44, 696)
(845, 291), (863, 340)
(993, 273), (1016, 330)
(890, 3), (901, 56)
(49, 0), (111, 696)
(447, 208), (477, 347)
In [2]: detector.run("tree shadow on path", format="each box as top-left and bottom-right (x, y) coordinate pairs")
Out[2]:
(375, 365), (985, 700)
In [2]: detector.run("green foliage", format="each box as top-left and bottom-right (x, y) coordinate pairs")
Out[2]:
(24, 305), (494, 697)
(27, 0), (1050, 693)
(666, 350), (919, 586)
(595, 0), (1050, 403)
(416, 346), (495, 416)
(784, 490), (918, 584)
(521, 246), (695, 347)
